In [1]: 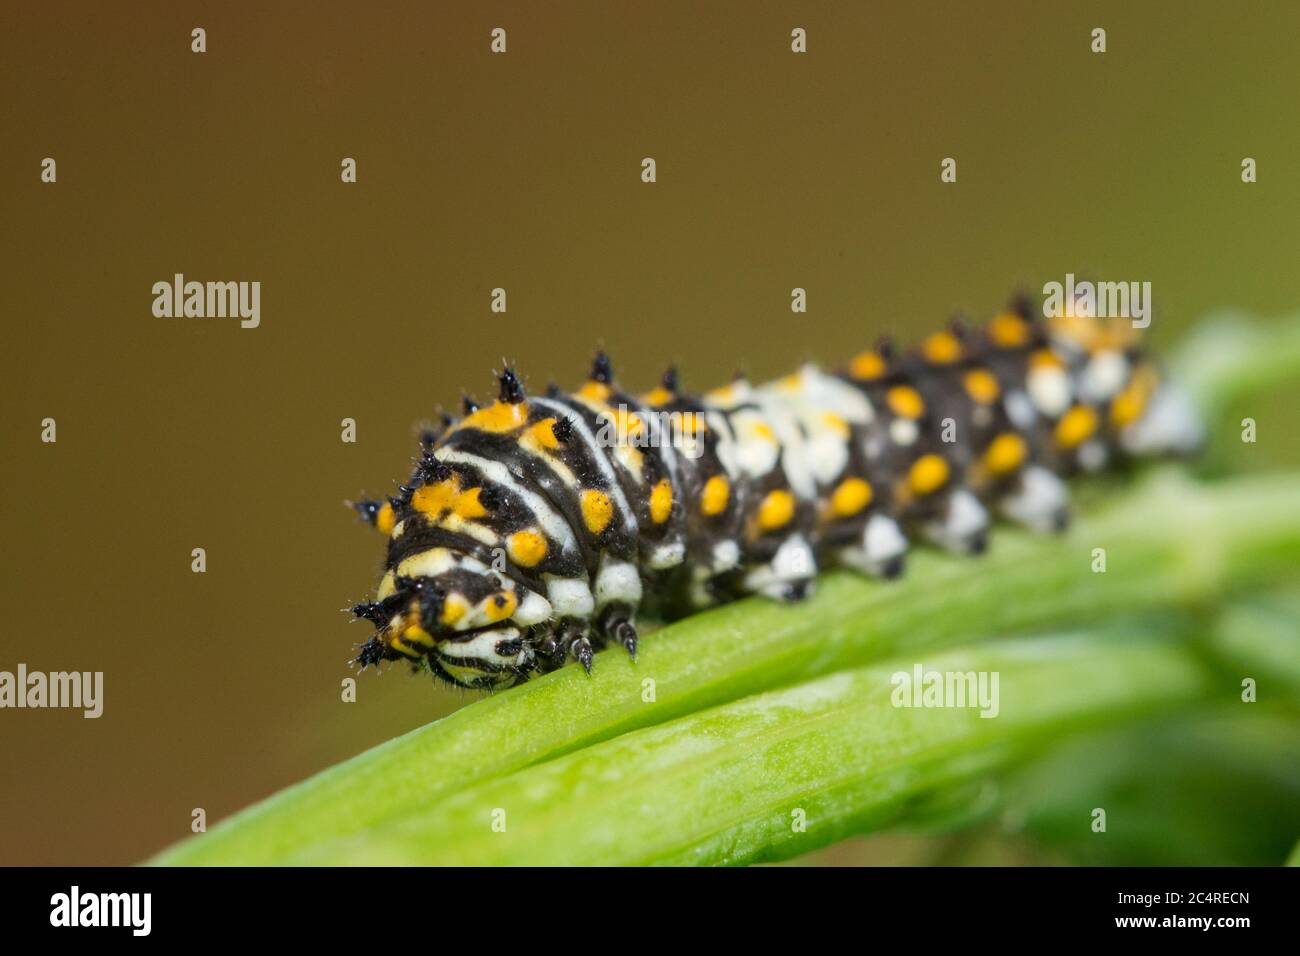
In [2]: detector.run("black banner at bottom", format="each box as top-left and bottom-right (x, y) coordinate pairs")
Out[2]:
(0, 865), (1288, 941)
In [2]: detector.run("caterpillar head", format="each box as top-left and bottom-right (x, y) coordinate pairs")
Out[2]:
(350, 549), (549, 689)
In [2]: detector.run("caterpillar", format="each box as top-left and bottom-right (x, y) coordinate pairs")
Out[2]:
(348, 293), (1202, 690)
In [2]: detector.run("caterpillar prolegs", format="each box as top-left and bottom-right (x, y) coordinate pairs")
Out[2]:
(349, 296), (1202, 690)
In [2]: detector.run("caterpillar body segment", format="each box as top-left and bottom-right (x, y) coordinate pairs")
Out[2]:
(350, 296), (1202, 689)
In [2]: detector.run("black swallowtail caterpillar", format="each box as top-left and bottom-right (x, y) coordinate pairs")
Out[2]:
(349, 294), (1202, 689)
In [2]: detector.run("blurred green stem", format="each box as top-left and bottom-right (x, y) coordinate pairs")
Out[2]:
(1171, 313), (1300, 420)
(153, 471), (1300, 865)
(291, 631), (1211, 865)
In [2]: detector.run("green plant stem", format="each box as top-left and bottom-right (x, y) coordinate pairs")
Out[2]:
(1171, 312), (1300, 419)
(291, 631), (1211, 865)
(153, 471), (1300, 865)
(1204, 593), (1300, 692)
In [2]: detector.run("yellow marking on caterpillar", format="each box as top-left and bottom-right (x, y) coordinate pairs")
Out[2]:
(376, 502), (396, 535)
(401, 624), (435, 648)
(963, 368), (1001, 405)
(528, 418), (562, 449)
(459, 400), (529, 434)
(1110, 364), (1158, 428)
(580, 489), (614, 534)
(849, 350), (886, 380)
(908, 454), (950, 496)
(757, 489), (796, 531)
(412, 480), (455, 516)
(1055, 405), (1099, 449)
(484, 592), (517, 623)
(650, 479), (673, 524)
(830, 477), (872, 517)
(820, 413), (850, 438)
(507, 530), (548, 567)
(921, 331), (963, 364)
(453, 487), (488, 519)
(641, 386), (673, 406)
(440, 594), (469, 626)
(578, 381), (612, 402)
(983, 432), (1027, 476)
(887, 385), (925, 420)
(706, 382), (738, 404)
(388, 636), (422, 658)
(413, 477), (489, 521)
(989, 312), (1031, 348)
(1109, 383), (1147, 427)
(1030, 348), (1065, 370)
(700, 475), (730, 516)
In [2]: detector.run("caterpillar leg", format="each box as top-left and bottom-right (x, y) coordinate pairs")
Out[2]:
(999, 465), (1071, 533)
(838, 513), (909, 578)
(742, 534), (818, 601)
(922, 488), (991, 555)
(570, 634), (596, 674)
(597, 606), (639, 659)
(539, 619), (596, 674)
(593, 554), (642, 660)
(535, 627), (568, 670)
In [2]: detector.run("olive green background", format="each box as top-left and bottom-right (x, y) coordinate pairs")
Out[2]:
(2, 1), (1298, 865)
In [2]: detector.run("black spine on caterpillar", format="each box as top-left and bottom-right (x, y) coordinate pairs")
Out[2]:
(348, 298), (1203, 690)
